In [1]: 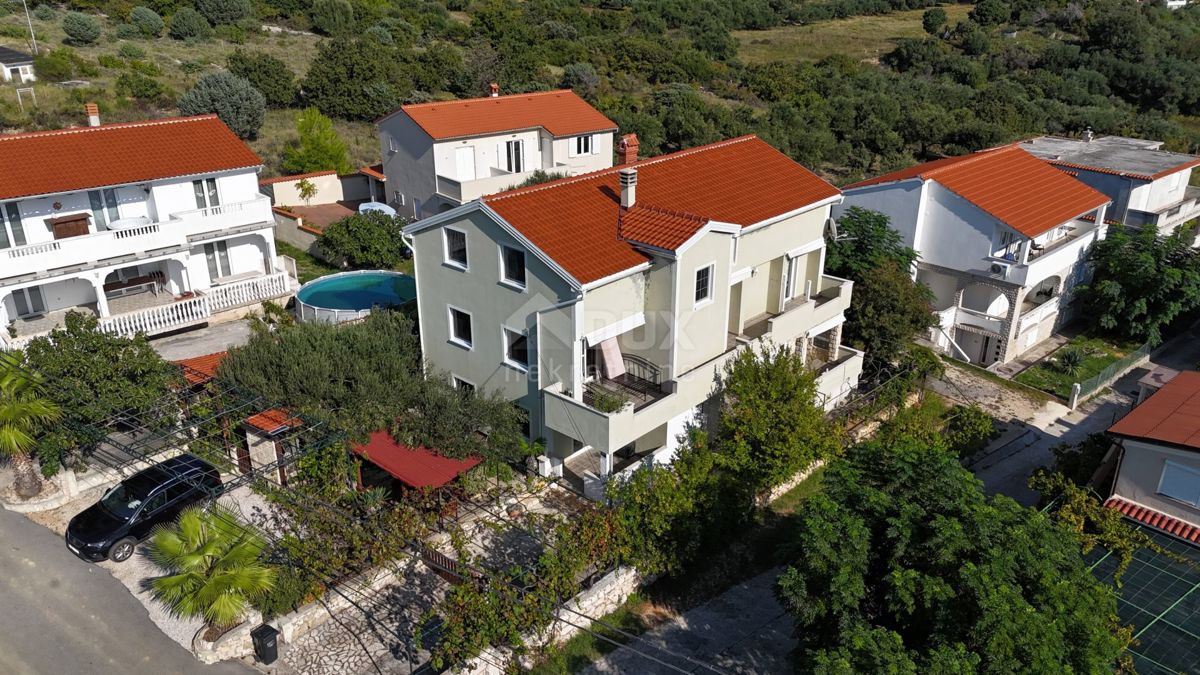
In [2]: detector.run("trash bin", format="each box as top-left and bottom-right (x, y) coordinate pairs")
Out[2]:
(251, 624), (279, 665)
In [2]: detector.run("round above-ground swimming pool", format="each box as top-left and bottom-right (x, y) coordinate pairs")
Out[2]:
(296, 270), (416, 324)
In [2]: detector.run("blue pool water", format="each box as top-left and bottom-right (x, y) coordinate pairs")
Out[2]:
(296, 272), (415, 311)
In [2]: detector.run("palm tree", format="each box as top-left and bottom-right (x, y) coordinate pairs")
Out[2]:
(147, 506), (276, 630)
(0, 352), (61, 499)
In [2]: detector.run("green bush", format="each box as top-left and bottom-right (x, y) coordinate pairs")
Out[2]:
(129, 7), (164, 37)
(253, 565), (318, 621)
(117, 42), (146, 60)
(114, 23), (142, 39)
(178, 71), (265, 139)
(169, 7), (211, 41)
(97, 54), (123, 68)
(363, 24), (392, 45)
(591, 389), (628, 413)
(128, 59), (160, 76)
(62, 12), (102, 45)
(195, 0), (252, 26)
(34, 4), (56, 20)
(227, 49), (294, 106)
(1055, 347), (1086, 376)
(179, 60), (207, 73)
(34, 47), (90, 81)
(116, 71), (166, 100)
(944, 404), (996, 459)
(311, 0), (353, 35)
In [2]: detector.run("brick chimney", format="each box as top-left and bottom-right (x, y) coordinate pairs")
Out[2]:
(85, 102), (100, 127)
(619, 168), (637, 208)
(618, 133), (639, 165)
(489, 82), (499, 98)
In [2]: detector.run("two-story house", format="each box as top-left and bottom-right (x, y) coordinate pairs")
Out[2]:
(837, 145), (1110, 367)
(1021, 133), (1200, 242)
(403, 135), (863, 496)
(0, 111), (294, 349)
(1106, 370), (1200, 545)
(376, 88), (617, 219)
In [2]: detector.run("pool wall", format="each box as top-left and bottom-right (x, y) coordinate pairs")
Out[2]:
(295, 270), (413, 324)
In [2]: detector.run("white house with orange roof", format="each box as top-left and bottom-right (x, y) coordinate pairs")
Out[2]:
(376, 87), (618, 219)
(403, 135), (862, 496)
(0, 109), (294, 349)
(836, 145), (1111, 368)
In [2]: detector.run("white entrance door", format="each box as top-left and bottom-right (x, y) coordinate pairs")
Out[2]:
(455, 147), (476, 182)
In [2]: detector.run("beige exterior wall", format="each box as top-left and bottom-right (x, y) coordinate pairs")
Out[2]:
(673, 231), (734, 376)
(1114, 439), (1200, 528)
(267, 173), (344, 207)
(581, 272), (646, 338)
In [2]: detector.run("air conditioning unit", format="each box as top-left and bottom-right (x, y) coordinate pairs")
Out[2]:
(989, 261), (1011, 278)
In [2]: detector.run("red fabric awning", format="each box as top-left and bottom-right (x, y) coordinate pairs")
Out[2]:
(353, 430), (480, 489)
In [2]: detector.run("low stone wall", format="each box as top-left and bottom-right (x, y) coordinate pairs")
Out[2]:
(455, 566), (645, 675)
(761, 460), (827, 506)
(194, 610), (263, 664)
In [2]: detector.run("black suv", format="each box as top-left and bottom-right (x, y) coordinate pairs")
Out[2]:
(66, 454), (222, 563)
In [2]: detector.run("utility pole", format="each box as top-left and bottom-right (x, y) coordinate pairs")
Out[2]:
(20, 0), (38, 55)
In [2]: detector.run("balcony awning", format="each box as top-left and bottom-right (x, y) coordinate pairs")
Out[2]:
(352, 430), (481, 489)
(584, 312), (645, 346)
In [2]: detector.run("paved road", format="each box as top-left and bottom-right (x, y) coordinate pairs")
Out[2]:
(0, 506), (255, 675)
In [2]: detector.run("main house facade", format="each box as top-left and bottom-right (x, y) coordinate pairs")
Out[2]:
(1021, 133), (1200, 242)
(837, 145), (1111, 367)
(404, 135), (863, 494)
(0, 113), (293, 349)
(377, 89), (617, 219)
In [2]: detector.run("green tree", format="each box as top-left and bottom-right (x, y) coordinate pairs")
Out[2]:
(129, 7), (164, 36)
(168, 7), (212, 40)
(1076, 223), (1200, 345)
(0, 353), (62, 499)
(561, 62), (600, 101)
(845, 260), (936, 367)
(194, 0), (252, 26)
(178, 72), (266, 139)
(777, 437), (1131, 672)
(23, 313), (179, 477)
(969, 0), (1010, 27)
(922, 7), (947, 36)
(116, 71), (166, 100)
(711, 344), (839, 499)
(302, 37), (400, 120)
(61, 12), (101, 45)
(826, 207), (917, 280)
(227, 49), (295, 107)
(147, 506), (276, 628)
(296, 178), (317, 206)
(317, 211), (407, 269)
(311, 0), (354, 35)
(282, 107), (352, 175)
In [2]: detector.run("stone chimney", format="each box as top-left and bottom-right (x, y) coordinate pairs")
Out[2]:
(618, 133), (639, 165)
(489, 82), (499, 98)
(619, 168), (637, 208)
(85, 102), (100, 127)
(1083, 127), (1094, 143)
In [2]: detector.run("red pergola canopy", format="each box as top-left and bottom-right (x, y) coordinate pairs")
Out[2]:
(353, 430), (480, 489)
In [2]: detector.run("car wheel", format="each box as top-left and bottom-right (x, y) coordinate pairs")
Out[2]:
(108, 537), (137, 563)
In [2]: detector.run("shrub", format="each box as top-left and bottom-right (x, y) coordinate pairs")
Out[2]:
(117, 42), (146, 60)
(169, 7), (211, 41)
(253, 565), (319, 621)
(128, 59), (160, 76)
(62, 12), (102, 45)
(97, 54), (123, 68)
(226, 49), (294, 107)
(114, 23), (142, 39)
(1055, 346), (1086, 376)
(944, 404), (996, 459)
(363, 24), (392, 45)
(591, 389), (628, 413)
(179, 60), (206, 73)
(34, 47), (89, 81)
(33, 4), (56, 20)
(282, 107), (352, 174)
(129, 6), (164, 36)
(311, 0), (353, 35)
(317, 212), (409, 269)
(116, 71), (165, 100)
(178, 71), (265, 139)
(195, 0), (253, 26)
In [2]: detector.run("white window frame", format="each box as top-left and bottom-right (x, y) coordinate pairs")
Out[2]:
(570, 135), (593, 158)
(0, 201), (27, 249)
(447, 305), (473, 350)
(503, 139), (524, 174)
(11, 286), (46, 317)
(502, 325), (529, 372)
(192, 178), (220, 210)
(1157, 459), (1200, 508)
(452, 374), (476, 393)
(693, 263), (715, 308)
(443, 227), (468, 270)
(499, 244), (527, 290)
(394, 190), (406, 207)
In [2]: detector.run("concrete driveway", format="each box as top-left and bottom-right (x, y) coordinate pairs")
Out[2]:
(0, 505), (255, 675)
(151, 320), (253, 361)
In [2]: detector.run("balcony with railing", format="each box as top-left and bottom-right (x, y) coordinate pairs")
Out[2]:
(436, 164), (566, 203)
(582, 354), (669, 413)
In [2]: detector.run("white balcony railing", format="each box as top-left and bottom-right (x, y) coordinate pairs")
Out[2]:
(96, 271), (291, 339)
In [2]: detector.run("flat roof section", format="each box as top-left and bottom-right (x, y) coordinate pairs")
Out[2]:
(1022, 136), (1200, 180)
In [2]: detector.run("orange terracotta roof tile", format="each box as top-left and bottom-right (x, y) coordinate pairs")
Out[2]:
(359, 164), (386, 181)
(0, 115), (262, 201)
(846, 146), (1110, 238)
(388, 90), (616, 140)
(245, 408), (303, 435)
(259, 169), (336, 185)
(483, 135), (840, 284)
(1109, 371), (1200, 451)
(1105, 497), (1200, 543)
(618, 205), (710, 251)
(174, 351), (227, 386)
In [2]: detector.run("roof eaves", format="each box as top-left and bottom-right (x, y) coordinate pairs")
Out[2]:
(739, 193), (842, 235)
(580, 261), (652, 291)
(477, 201), (583, 290)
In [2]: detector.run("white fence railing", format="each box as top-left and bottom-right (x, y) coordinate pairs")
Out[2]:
(208, 272), (290, 311)
(97, 272), (292, 339)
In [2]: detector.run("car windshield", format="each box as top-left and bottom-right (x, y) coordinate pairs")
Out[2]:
(98, 474), (159, 520)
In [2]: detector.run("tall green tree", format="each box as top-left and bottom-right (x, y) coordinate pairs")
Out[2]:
(227, 50), (296, 108)
(148, 506), (276, 628)
(1076, 223), (1200, 345)
(302, 37), (403, 120)
(846, 260), (936, 368)
(0, 353), (62, 498)
(317, 211), (408, 269)
(825, 206), (918, 281)
(178, 72), (266, 139)
(777, 436), (1131, 673)
(282, 107), (353, 175)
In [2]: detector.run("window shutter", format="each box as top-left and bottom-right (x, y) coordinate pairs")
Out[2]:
(591, 135), (599, 155)
(568, 138), (578, 159)
(497, 143), (505, 170)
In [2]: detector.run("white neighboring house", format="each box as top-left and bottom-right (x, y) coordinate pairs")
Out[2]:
(836, 145), (1111, 368)
(1021, 133), (1200, 241)
(0, 45), (35, 83)
(403, 135), (863, 498)
(0, 112), (295, 349)
(377, 88), (618, 219)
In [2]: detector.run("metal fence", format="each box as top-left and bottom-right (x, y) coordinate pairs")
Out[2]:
(1071, 342), (1153, 407)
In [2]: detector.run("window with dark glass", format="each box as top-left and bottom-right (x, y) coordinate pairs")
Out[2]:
(505, 140), (524, 173)
(504, 328), (528, 369)
(450, 307), (472, 347)
(192, 178), (219, 209)
(453, 376), (475, 394)
(501, 245), (526, 287)
(88, 189), (119, 229)
(445, 229), (467, 268)
(0, 202), (26, 249)
(694, 265), (712, 304)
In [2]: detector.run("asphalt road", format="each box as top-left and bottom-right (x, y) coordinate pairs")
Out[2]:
(0, 506), (256, 675)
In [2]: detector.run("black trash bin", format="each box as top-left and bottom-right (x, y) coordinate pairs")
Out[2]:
(251, 624), (279, 665)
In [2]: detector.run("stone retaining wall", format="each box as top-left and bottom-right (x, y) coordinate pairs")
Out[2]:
(761, 460), (827, 506)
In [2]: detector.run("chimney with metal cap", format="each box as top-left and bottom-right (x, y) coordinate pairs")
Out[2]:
(619, 168), (637, 208)
(618, 133), (639, 165)
(489, 82), (499, 97)
(85, 102), (100, 127)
